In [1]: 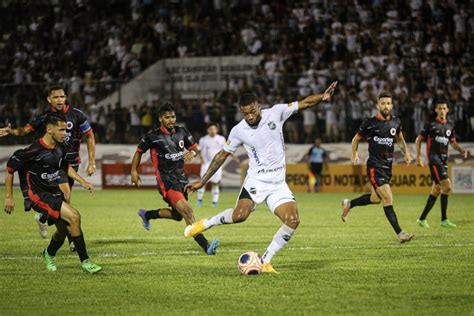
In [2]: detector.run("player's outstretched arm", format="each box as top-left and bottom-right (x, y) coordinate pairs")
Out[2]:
(4, 171), (15, 214)
(450, 141), (468, 159)
(131, 151), (142, 187)
(415, 135), (424, 167)
(351, 134), (362, 165)
(85, 133), (96, 176)
(0, 124), (33, 137)
(396, 132), (412, 165)
(186, 149), (230, 192)
(298, 81), (338, 111)
(67, 166), (94, 193)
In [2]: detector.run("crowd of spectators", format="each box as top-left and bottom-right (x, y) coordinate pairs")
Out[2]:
(0, 0), (473, 144)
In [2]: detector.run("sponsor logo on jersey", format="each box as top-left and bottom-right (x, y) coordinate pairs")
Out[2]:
(267, 121), (276, 130)
(390, 128), (396, 136)
(66, 121), (74, 130)
(257, 165), (284, 174)
(435, 135), (449, 145)
(250, 147), (261, 165)
(178, 140), (184, 148)
(373, 136), (394, 146)
(164, 151), (185, 161)
(40, 170), (61, 182)
(446, 130), (451, 137)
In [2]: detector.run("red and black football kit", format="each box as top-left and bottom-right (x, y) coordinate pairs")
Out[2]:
(7, 139), (69, 225)
(137, 126), (198, 209)
(358, 114), (402, 189)
(418, 118), (455, 184)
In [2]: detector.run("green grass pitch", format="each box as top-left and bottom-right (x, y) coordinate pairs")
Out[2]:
(0, 188), (473, 315)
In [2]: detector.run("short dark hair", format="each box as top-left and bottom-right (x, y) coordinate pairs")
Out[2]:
(47, 85), (65, 96)
(238, 93), (258, 107)
(44, 113), (66, 127)
(207, 122), (218, 128)
(436, 100), (449, 107)
(378, 91), (392, 100)
(158, 103), (175, 117)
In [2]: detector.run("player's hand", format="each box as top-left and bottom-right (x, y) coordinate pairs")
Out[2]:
(185, 181), (204, 194)
(0, 123), (12, 137)
(416, 156), (424, 167)
(351, 153), (359, 165)
(321, 81), (338, 101)
(80, 180), (94, 194)
(4, 197), (15, 214)
(404, 153), (412, 165)
(131, 171), (141, 187)
(183, 151), (195, 162)
(460, 149), (468, 159)
(87, 163), (96, 176)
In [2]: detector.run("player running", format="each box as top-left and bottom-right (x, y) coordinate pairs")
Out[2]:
(4, 113), (101, 273)
(132, 104), (219, 255)
(341, 92), (415, 243)
(185, 81), (338, 273)
(196, 123), (239, 208)
(0, 85), (96, 251)
(415, 101), (468, 228)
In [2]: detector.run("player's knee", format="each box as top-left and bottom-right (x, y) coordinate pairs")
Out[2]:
(442, 183), (451, 194)
(69, 212), (81, 226)
(285, 214), (300, 229)
(233, 209), (250, 223)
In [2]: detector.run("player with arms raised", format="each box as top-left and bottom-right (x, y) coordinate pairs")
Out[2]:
(341, 92), (415, 243)
(185, 82), (337, 273)
(415, 101), (468, 228)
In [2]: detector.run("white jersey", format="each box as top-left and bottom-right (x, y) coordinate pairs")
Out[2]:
(199, 134), (226, 164)
(223, 102), (299, 183)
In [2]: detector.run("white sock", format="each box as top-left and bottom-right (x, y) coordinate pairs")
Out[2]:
(204, 208), (234, 228)
(211, 184), (220, 204)
(261, 224), (295, 264)
(197, 187), (205, 201)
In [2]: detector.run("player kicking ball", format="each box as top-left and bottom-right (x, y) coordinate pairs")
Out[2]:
(131, 104), (219, 255)
(4, 113), (101, 273)
(341, 92), (415, 243)
(185, 82), (338, 273)
(415, 101), (468, 228)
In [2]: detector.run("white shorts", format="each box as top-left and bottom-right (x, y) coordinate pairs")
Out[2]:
(238, 177), (295, 213)
(200, 163), (223, 184)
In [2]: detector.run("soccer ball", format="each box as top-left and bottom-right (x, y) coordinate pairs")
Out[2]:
(238, 251), (263, 275)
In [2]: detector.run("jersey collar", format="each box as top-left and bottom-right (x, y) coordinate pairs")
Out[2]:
(39, 137), (56, 149)
(436, 117), (447, 124)
(160, 126), (175, 135)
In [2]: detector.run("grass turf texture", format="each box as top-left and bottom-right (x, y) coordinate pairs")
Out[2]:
(0, 189), (473, 315)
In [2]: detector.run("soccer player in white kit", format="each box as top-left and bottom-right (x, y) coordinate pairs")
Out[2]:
(185, 81), (337, 273)
(196, 123), (239, 208)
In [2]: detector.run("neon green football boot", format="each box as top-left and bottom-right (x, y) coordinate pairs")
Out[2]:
(441, 219), (457, 228)
(41, 249), (57, 272)
(81, 259), (102, 274)
(416, 219), (430, 228)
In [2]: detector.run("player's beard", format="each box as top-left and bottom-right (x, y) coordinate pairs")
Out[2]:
(381, 109), (391, 118)
(246, 115), (261, 128)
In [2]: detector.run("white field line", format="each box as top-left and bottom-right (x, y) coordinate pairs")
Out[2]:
(0, 242), (473, 260)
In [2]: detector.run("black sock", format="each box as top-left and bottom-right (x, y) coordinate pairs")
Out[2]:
(419, 194), (437, 220)
(39, 215), (47, 224)
(441, 194), (448, 221)
(71, 235), (89, 262)
(193, 233), (209, 252)
(350, 194), (372, 208)
(47, 236), (65, 257)
(383, 205), (402, 234)
(66, 234), (73, 245)
(145, 210), (161, 220)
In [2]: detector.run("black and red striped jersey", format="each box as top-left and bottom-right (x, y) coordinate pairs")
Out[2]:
(27, 105), (92, 166)
(419, 118), (455, 164)
(137, 126), (197, 188)
(7, 139), (68, 195)
(358, 114), (402, 170)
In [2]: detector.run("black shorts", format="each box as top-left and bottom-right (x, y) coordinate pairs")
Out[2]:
(429, 162), (448, 184)
(157, 180), (188, 210)
(310, 163), (323, 176)
(29, 191), (64, 226)
(59, 165), (79, 188)
(367, 166), (392, 189)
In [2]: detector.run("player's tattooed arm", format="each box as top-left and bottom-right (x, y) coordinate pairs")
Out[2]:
(298, 81), (338, 110)
(131, 151), (143, 186)
(396, 132), (412, 165)
(186, 150), (230, 192)
(0, 124), (32, 137)
(450, 141), (468, 159)
(415, 135), (424, 167)
(351, 133), (362, 165)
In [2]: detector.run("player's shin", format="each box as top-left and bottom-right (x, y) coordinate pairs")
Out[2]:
(211, 184), (220, 205)
(193, 233), (209, 252)
(383, 205), (402, 234)
(261, 224), (295, 264)
(440, 194), (448, 221)
(70, 234), (89, 262)
(197, 187), (205, 202)
(419, 194), (437, 220)
(47, 233), (66, 257)
(204, 208), (234, 228)
(350, 194), (372, 208)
